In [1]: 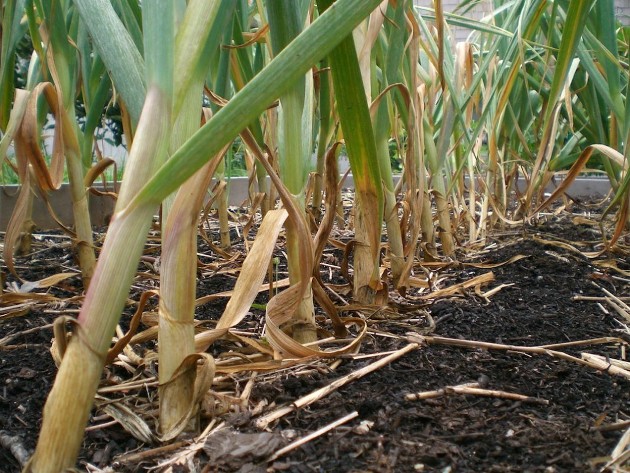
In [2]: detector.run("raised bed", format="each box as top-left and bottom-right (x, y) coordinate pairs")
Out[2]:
(0, 176), (613, 231)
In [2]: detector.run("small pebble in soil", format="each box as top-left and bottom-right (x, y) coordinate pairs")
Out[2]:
(477, 374), (490, 388)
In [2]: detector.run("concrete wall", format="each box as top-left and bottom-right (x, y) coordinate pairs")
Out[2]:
(616, 0), (630, 24)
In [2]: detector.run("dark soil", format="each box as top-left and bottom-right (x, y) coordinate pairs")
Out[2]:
(1, 206), (629, 472)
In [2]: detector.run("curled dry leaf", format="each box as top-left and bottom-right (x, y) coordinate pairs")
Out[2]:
(98, 402), (154, 444)
(17, 273), (78, 293)
(4, 83), (67, 278)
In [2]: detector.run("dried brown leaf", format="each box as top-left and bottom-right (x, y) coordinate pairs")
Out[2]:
(18, 272), (77, 293)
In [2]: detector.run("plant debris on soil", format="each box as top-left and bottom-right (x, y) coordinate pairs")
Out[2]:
(1, 200), (629, 473)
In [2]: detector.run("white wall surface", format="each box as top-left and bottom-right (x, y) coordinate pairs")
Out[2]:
(616, 0), (630, 24)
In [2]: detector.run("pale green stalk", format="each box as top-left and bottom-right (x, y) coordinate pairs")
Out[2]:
(76, 24), (113, 169)
(212, 22), (235, 249)
(231, 1), (271, 213)
(266, 0), (317, 343)
(399, 8), (426, 276)
(422, 0), (543, 231)
(372, 0), (408, 282)
(454, 43), (478, 242)
(413, 5), (466, 255)
(312, 58), (334, 216)
(158, 0), (231, 439)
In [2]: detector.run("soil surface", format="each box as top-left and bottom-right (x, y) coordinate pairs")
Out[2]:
(1, 203), (629, 472)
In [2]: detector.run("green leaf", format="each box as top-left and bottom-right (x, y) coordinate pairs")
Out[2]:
(134, 0), (384, 206)
(74, 0), (146, 125)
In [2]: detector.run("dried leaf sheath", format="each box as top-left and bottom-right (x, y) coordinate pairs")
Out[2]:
(159, 150), (226, 439)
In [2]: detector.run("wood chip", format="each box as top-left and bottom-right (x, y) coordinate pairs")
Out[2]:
(0, 430), (31, 467)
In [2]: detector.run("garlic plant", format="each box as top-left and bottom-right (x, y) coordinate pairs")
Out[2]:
(0, 0), (622, 471)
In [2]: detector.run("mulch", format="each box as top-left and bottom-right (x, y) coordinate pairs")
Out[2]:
(1, 201), (629, 472)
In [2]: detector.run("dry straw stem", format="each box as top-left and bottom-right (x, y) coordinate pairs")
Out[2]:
(0, 323), (54, 347)
(405, 382), (549, 405)
(149, 421), (227, 471)
(580, 354), (630, 380)
(266, 410), (359, 462)
(603, 425), (630, 472)
(598, 286), (630, 323)
(408, 335), (629, 378)
(255, 343), (419, 429)
(538, 337), (626, 350)
(596, 420), (630, 433)
(574, 296), (630, 303)
(417, 271), (495, 299)
(116, 421), (226, 470)
(113, 440), (190, 466)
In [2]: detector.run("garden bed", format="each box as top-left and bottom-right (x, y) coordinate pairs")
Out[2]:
(1, 200), (629, 472)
